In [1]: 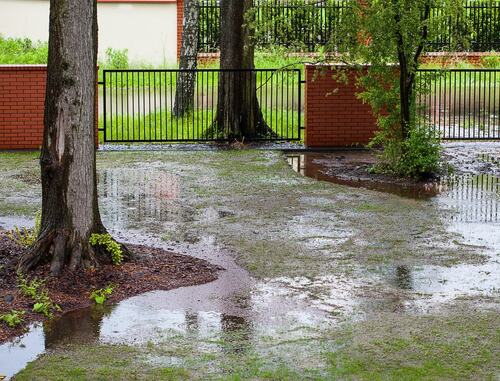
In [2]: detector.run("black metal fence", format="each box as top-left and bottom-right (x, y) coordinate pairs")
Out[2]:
(100, 69), (303, 143)
(416, 69), (500, 140)
(198, 0), (500, 53)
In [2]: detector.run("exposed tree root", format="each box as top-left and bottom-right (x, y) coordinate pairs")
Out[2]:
(17, 229), (132, 276)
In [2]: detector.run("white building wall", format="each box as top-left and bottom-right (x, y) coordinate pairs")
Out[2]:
(0, 0), (178, 65)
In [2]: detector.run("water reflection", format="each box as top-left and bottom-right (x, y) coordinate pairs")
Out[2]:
(98, 169), (195, 231)
(1, 151), (499, 379)
(286, 153), (500, 223)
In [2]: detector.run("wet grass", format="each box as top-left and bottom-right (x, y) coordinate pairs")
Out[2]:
(1, 149), (498, 380)
(0, 150), (483, 272)
(14, 311), (500, 380)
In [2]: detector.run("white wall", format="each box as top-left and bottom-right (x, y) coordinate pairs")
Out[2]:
(0, 0), (178, 66)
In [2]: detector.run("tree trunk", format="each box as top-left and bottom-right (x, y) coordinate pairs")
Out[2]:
(209, 0), (272, 140)
(395, 1), (431, 140)
(173, 0), (199, 117)
(18, 0), (125, 275)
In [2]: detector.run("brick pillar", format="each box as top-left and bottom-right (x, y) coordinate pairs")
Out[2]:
(177, 0), (184, 60)
(0, 65), (100, 150)
(304, 64), (378, 148)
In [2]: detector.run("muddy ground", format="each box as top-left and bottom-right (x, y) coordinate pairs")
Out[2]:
(0, 144), (499, 380)
(0, 231), (220, 344)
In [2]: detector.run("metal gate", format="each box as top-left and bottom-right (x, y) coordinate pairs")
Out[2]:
(100, 68), (303, 143)
(416, 69), (500, 140)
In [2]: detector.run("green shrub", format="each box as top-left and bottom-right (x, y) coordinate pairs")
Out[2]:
(398, 125), (441, 178)
(89, 233), (123, 265)
(0, 35), (48, 64)
(482, 55), (500, 68)
(104, 48), (129, 70)
(369, 117), (441, 179)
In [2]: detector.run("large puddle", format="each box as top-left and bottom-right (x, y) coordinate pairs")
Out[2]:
(1, 148), (499, 379)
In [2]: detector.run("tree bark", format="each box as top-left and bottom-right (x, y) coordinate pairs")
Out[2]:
(209, 0), (273, 140)
(394, 1), (431, 140)
(18, 0), (126, 275)
(173, 0), (199, 117)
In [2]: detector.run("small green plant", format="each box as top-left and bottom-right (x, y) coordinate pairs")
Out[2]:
(89, 234), (123, 265)
(17, 273), (61, 317)
(7, 211), (41, 248)
(104, 47), (129, 70)
(90, 285), (114, 305)
(0, 310), (25, 328)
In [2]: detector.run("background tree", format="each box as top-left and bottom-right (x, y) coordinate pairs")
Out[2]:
(333, 0), (463, 177)
(173, 0), (200, 117)
(19, 0), (126, 275)
(210, 0), (272, 140)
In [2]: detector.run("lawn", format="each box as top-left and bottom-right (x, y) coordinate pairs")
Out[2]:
(1, 149), (498, 380)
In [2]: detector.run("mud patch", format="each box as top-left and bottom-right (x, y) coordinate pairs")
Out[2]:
(0, 231), (221, 345)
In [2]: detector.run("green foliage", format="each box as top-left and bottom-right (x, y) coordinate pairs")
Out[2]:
(17, 273), (61, 317)
(370, 123), (441, 178)
(0, 35), (48, 64)
(89, 285), (114, 305)
(332, 0), (463, 177)
(89, 234), (123, 265)
(482, 55), (500, 68)
(7, 211), (41, 248)
(0, 310), (25, 328)
(103, 48), (129, 70)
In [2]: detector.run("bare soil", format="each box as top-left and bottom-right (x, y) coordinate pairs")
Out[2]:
(0, 230), (221, 344)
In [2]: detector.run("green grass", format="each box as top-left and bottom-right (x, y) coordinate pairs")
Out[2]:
(14, 312), (500, 380)
(98, 107), (303, 142)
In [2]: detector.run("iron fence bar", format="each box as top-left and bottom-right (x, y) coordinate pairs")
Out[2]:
(198, 0), (500, 53)
(102, 68), (303, 143)
(417, 68), (500, 140)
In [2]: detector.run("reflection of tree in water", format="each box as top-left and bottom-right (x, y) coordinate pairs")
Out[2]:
(43, 306), (112, 348)
(98, 169), (196, 232)
(394, 266), (413, 290)
(220, 314), (253, 355)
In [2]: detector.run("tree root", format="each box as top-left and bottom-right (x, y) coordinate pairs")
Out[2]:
(17, 229), (133, 276)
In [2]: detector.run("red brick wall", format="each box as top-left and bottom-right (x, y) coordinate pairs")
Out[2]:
(420, 52), (500, 67)
(0, 65), (99, 150)
(0, 65), (46, 150)
(177, 0), (183, 60)
(304, 64), (378, 148)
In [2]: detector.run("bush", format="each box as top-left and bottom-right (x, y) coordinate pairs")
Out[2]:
(482, 55), (500, 69)
(369, 115), (441, 179)
(103, 48), (129, 70)
(397, 125), (441, 178)
(0, 35), (48, 64)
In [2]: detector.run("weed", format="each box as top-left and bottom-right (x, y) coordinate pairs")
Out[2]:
(7, 211), (41, 248)
(90, 285), (114, 305)
(0, 310), (25, 328)
(17, 273), (61, 317)
(89, 234), (123, 265)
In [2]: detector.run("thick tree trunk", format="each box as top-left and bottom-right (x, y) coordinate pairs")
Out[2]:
(173, 0), (199, 117)
(18, 0), (125, 275)
(209, 0), (273, 140)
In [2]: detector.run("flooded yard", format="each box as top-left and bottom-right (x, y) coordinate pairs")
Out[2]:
(0, 144), (499, 380)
